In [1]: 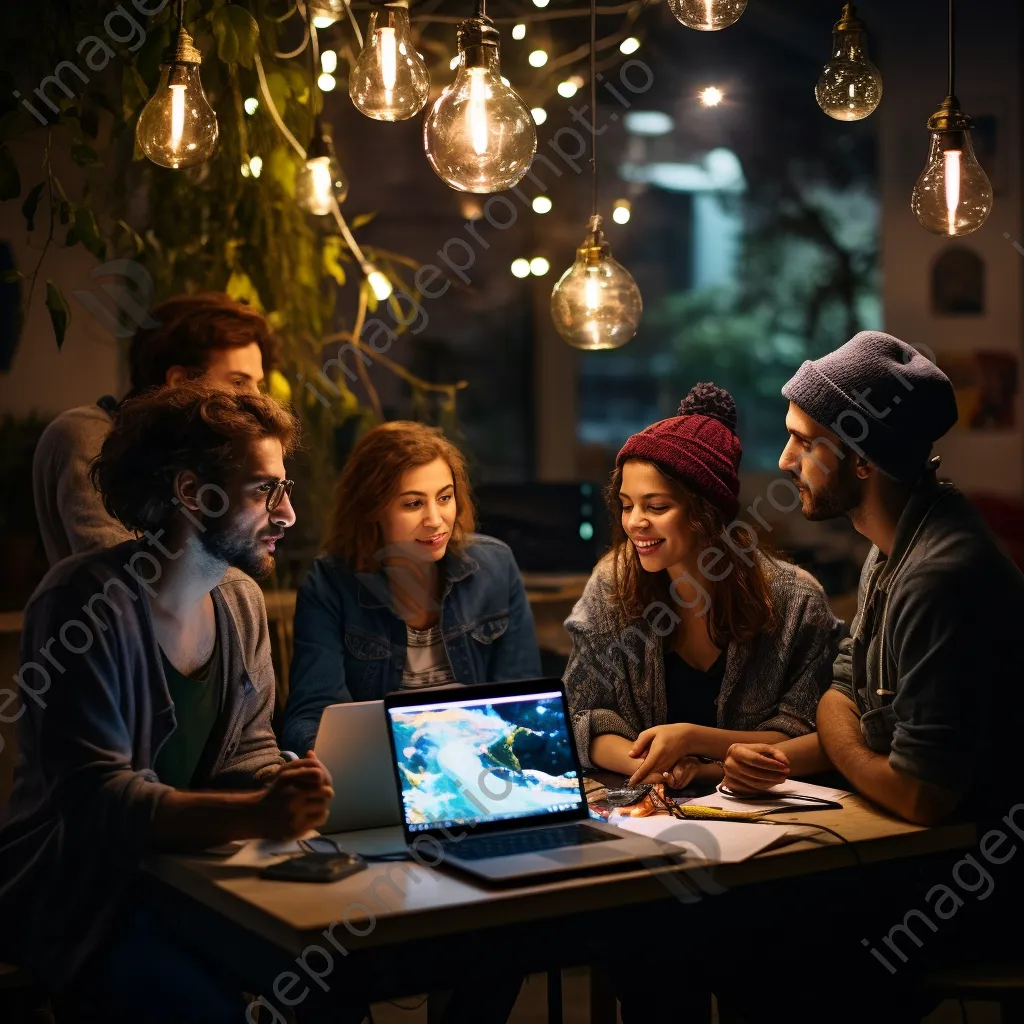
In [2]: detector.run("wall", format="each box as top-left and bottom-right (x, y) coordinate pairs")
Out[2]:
(869, 0), (1023, 495)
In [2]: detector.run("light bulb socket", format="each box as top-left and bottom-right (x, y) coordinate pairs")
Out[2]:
(163, 25), (202, 66)
(306, 122), (336, 160)
(580, 214), (611, 264)
(458, 16), (500, 68)
(833, 3), (865, 33)
(926, 95), (973, 133)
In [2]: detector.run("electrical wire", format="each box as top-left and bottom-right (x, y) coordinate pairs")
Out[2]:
(947, 0), (955, 97)
(589, 0), (598, 217)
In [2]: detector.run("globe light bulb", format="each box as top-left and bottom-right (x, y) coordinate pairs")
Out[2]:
(668, 0), (747, 31)
(423, 15), (536, 193)
(911, 97), (992, 237)
(550, 215), (642, 350)
(136, 28), (218, 169)
(309, 0), (344, 28)
(350, 0), (430, 121)
(297, 123), (349, 215)
(815, 4), (882, 121)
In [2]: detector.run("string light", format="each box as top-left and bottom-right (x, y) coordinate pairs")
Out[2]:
(512, 23), (527, 40)
(321, 49), (338, 74)
(530, 257), (550, 276)
(619, 37), (640, 54)
(309, 0), (344, 29)
(528, 49), (548, 67)
(136, 0), (218, 169)
(551, 0), (642, 350)
(244, 96), (259, 115)
(532, 195), (553, 214)
(511, 258), (531, 278)
(612, 198), (631, 224)
(699, 86), (723, 106)
(558, 80), (579, 98)
(318, 72), (337, 91)
(531, 107), (548, 125)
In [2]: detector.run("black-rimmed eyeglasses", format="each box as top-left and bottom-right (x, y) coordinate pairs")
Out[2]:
(262, 478), (295, 513)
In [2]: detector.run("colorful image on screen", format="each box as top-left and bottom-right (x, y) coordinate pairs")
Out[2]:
(387, 692), (583, 832)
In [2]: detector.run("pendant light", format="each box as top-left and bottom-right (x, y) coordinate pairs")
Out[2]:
(910, 0), (992, 236)
(815, 3), (882, 121)
(136, 0), (218, 169)
(422, 0), (536, 193)
(550, 0), (642, 350)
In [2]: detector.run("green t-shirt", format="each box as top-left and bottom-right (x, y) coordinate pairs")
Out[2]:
(154, 636), (223, 789)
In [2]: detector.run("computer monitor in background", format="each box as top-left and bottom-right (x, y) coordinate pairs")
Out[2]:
(472, 482), (610, 573)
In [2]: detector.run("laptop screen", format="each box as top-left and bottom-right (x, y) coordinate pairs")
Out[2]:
(385, 688), (586, 833)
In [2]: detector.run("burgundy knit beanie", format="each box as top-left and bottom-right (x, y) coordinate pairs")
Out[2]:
(616, 382), (742, 520)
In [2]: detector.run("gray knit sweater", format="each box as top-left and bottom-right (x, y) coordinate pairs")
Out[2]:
(564, 556), (843, 769)
(32, 403), (133, 567)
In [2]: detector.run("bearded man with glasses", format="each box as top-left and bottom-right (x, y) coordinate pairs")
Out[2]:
(0, 381), (333, 1023)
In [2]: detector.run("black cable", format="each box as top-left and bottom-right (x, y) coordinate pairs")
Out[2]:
(589, 0), (598, 217)
(948, 0), (955, 97)
(177, 0), (185, 32)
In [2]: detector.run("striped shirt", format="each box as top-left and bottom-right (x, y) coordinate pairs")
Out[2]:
(401, 624), (456, 689)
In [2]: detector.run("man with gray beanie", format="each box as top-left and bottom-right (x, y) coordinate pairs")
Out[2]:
(699, 331), (1024, 1022)
(723, 329), (1024, 824)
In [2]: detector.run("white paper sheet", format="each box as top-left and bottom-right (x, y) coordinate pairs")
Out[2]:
(686, 780), (850, 815)
(609, 813), (801, 863)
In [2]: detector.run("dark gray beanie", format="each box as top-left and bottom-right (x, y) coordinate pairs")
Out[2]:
(781, 331), (958, 482)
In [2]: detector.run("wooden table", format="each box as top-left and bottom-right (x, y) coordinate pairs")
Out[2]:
(143, 797), (976, 1019)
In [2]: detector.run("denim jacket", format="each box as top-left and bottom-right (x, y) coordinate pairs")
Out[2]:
(282, 534), (542, 753)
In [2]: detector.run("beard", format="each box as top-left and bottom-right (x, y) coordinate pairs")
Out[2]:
(796, 458), (864, 521)
(199, 516), (275, 579)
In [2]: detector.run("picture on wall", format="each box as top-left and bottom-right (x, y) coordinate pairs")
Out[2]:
(936, 350), (1019, 430)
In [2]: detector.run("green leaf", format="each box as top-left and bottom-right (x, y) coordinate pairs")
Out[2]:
(351, 211), (378, 230)
(115, 219), (144, 257)
(211, 6), (257, 66)
(265, 70), (291, 118)
(0, 268), (22, 284)
(0, 145), (20, 201)
(71, 143), (102, 168)
(322, 237), (348, 286)
(226, 270), (263, 310)
(21, 181), (44, 231)
(45, 281), (70, 350)
(72, 206), (105, 259)
(267, 145), (295, 198)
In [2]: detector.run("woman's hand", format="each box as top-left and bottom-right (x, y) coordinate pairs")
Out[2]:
(626, 724), (694, 787)
(722, 742), (790, 794)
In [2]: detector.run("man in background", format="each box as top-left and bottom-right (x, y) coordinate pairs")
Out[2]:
(32, 291), (277, 565)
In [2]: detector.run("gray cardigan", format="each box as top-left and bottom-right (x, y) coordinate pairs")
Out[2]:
(564, 556), (842, 768)
(0, 541), (284, 989)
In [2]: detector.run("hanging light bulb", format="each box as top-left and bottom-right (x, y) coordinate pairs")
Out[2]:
(551, 216), (642, 350)
(309, 0), (344, 29)
(350, 0), (430, 121)
(668, 0), (747, 31)
(423, 7), (536, 193)
(136, 3), (218, 169)
(297, 121), (349, 215)
(364, 263), (393, 301)
(911, 97), (992, 236)
(815, 4), (882, 121)
(910, 0), (992, 236)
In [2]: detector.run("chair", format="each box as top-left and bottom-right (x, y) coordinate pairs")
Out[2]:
(922, 961), (1024, 1022)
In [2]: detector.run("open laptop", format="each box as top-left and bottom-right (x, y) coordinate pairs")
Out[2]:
(313, 701), (403, 833)
(382, 679), (674, 883)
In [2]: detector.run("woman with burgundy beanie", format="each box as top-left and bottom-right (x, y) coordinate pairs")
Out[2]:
(564, 383), (842, 797)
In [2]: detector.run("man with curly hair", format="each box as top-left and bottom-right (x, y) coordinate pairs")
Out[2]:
(0, 382), (333, 1022)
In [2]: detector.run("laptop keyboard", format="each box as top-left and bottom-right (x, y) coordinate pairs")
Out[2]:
(447, 824), (616, 861)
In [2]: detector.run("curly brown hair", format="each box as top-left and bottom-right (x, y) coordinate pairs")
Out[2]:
(323, 421), (476, 571)
(92, 381), (299, 535)
(128, 292), (280, 394)
(605, 460), (777, 647)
